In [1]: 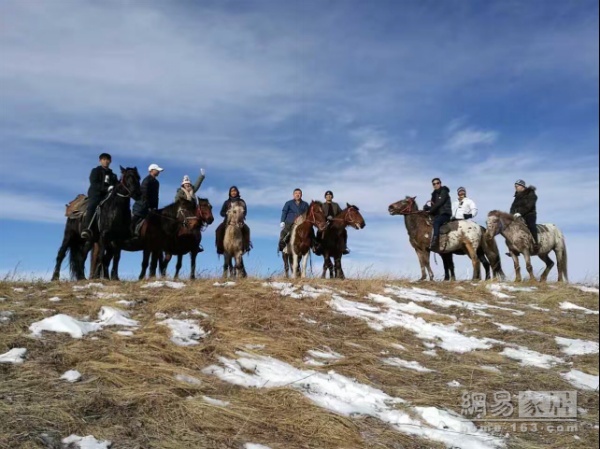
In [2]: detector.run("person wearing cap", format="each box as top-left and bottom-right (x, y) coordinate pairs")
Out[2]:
(174, 169), (206, 205)
(314, 191), (349, 255)
(510, 179), (539, 252)
(215, 186), (250, 255)
(278, 188), (309, 252)
(425, 177), (452, 251)
(452, 187), (478, 221)
(81, 153), (119, 239)
(131, 163), (164, 237)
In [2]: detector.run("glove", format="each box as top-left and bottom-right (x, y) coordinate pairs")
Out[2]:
(200, 168), (205, 176)
(464, 214), (473, 220)
(514, 213), (522, 218)
(280, 222), (285, 229)
(327, 216), (333, 221)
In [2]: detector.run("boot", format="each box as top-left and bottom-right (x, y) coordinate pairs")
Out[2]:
(343, 247), (350, 255)
(532, 243), (540, 254)
(81, 229), (92, 240)
(428, 236), (439, 251)
(198, 244), (204, 253)
(278, 239), (286, 252)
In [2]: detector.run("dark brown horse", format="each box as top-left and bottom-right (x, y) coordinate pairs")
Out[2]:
(321, 204), (366, 279)
(117, 198), (200, 279)
(388, 196), (503, 281)
(283, 201), (328, 278)
(52, 203), (91, 281)
(160, 198), (215, 279)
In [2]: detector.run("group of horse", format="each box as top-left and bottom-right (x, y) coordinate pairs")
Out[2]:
(52, 167), (568, 283)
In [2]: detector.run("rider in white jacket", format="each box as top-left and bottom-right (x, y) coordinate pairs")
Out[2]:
(452, 187), (478, 220)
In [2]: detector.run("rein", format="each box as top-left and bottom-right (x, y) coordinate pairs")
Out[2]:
(394, 198), (429, 216)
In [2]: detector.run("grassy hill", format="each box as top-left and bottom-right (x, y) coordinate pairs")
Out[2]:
(0, 279), (598, 449)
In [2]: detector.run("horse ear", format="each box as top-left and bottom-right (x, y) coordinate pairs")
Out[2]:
(120, 165), (125, 172)
(412, 196), (417, 200)
(346, 202), (351, 208)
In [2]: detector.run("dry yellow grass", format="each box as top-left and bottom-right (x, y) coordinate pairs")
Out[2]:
(0, 279), (598, 449)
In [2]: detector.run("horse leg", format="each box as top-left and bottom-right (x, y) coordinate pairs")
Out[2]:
(301, 253), (310, 279)
(292, 253), (299, 278)
(415, 250), (427, 281)
(110, 248), (121, 281)
(90, 243), (100, 279)
(160, 254), (172, 277)
(464, 240), (480, 281)
(537, 253), (554, 283)
(52, 232), (71, 281)
(190, 251), (197, 280)
(524, 252), (535, 282)
(139, 249), (150, 280)
(175, 255), (183, 279)
(223, 254), (230, 279)
(441, 254), (451, 281)
(511, 252), (522, 282)
(283, 254), (290, 278)
(477, 246), (491, 280)
(149, 251), (159, 278)
(237, 254), (247, 278)
(335, 256), (344, 280)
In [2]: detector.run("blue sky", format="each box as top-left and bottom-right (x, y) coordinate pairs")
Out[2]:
(1, 0), (598, 281)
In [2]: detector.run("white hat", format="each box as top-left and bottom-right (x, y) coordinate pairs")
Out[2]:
(148, 163), (164, 172)
(181, 175), (191, 185)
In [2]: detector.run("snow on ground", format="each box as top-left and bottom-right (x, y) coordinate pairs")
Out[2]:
(368, 294), (439, 316)
(0, 311), (13, 324)
(98, 307), (139, 327)
(159, 319), (208, 346)
(555, 337), (599, 356)
(30, 314), (103, 339)
(500, 347), (565, 369)
(61, 370), (82, 383)
(244, 444), (272, 449)
(493, 323), (521, 332)
(62, 435), (111, 449)
(330, 295), (494, 353)
(95, 292), (126, 299)
(560, 302), (599, 315)
(116, 300), (136, 307)
(142, 281), (186, 289)
(480, 366), (502, 374)
(448, 380), (462, 388)
(116, 330), (134, 337)
(48, 296), (62, 302)
(263, 282), (327, 299)
(488, 284), (537, 293)
(576, 285), (600, 294)
(175, 374), (202, 385)
(561, 370), (599, 391)
(213, 281), (236, 287)
(382, 358), (435, 373)
(528, 304), (551, 312)
(204, 352), (504, 449)
(385, 286), (524, 317)
(72, 283), (104, 291)
(203, 396), (230, 407)
(0, 348), (27, 364)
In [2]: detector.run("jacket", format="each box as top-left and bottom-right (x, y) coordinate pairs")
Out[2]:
(510, 187), (537, 218)
(133, 174), (160, 216)
(220, 197), (247, 219)
(174, 174), (205, 203)
(429, 186), (452, 217)
(281, 199), (309, 224)
(323, 202), (342, 220)
(87, 166), (118, 198)
(452, 197), (478, 220)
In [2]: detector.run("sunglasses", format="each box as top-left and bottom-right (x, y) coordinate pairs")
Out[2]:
(433, 182), (441, 186)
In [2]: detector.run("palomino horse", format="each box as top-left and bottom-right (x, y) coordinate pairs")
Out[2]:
(486, 211), (568, 282)
(283, 201), (328, 278)
(82, 167), (142, 280)
(160, 198), (215, 279)
(222, 203), (249, 278)
(388, 196), (486, 281)
(120, 198), (201, 280)
(321, 204), (366, 279)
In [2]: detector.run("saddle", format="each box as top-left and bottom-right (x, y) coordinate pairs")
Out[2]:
(440, 220), (460, 235)
(65, 194), (88, 219)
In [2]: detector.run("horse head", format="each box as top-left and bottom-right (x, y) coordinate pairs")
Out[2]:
(345, 203), (366, 230)
(226, 203), (246, 228)
(196, 198), (215, 227)
(486, 210), (510, 239)
(389, 196), (418, 216)
(308, 201), (328, 231)
(175, 198), (201, 234)
(119, 166), (142, 201)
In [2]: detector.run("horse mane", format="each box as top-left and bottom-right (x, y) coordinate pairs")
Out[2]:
(160, 199), (195, 218)
(489, 210), (514, 222)
(346, 204), (360, 211)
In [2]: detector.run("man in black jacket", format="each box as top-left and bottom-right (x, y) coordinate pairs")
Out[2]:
(424, 178), (452, 251)
(131, 163), (164, 236)
(314, 190), (349, 256)
(510, 179), (539, 252)
(215, 186), (250, 255)
(81, 153), (118, 239)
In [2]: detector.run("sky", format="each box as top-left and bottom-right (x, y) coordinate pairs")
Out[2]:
(1, 0), (598, 282)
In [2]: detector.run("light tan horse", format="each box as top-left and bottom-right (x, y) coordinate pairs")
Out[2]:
(223, 203), (248, 278)
(486, 210), (568, 282)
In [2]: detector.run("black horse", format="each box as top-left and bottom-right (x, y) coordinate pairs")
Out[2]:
(52, 214), (91, 281)
(88, 167), (142, 280)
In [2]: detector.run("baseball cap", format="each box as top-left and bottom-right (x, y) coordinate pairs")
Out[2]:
(148, 163), (164, 172)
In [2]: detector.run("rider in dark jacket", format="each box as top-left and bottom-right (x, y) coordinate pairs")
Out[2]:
(131, 163), (164, 236)
(510, 179), (539, 252)
(81, 153), (118, 239)
(424, 178), (452, 250)
(215, 186), (250, 255)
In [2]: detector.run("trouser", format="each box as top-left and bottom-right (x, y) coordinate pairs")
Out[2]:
(216, 222), (251, 254)
(131, 213), (145, 236)
(278, 223), (294, 250)
(525, 215), (539, 244)
(82, 196), (101, 231)
(433, 214), (452, 238)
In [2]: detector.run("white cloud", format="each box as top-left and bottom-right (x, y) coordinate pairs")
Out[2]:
(445, 128), (499, 152)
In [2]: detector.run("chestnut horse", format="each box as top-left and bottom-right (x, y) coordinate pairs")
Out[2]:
(486, 210), (568, 282)
(389, 196), (490, 281)
(160, 198), (215, 279)
(283, 201), (328, 278)
(320, 204), (366, 279)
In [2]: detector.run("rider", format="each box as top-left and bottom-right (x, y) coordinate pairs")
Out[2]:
(215, 186), (250, 255)
(278, 188), (309, 252)
(131, 163), (164, 237)
(424, 177), (452, 251)
(510, 179), (539, 253)
(313, 190), (349, 256)
(174, 169), (205, 205)
(452, 187), (478, 221)
(81, 153), (118, 240)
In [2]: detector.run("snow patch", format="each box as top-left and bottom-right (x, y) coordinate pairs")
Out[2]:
(555, 337), (599, 356)
(72, 283), (104, 291)
(62, 435), (111, 449)
(561, 370), (599, 391)
(30, 314), (102, 339)
(0, 348), (27, 364)
(501, 347), (565, 369)
(560, 302), (599, 315)
(383, 358), (435, 373)
(175, 374), (202, 385)
(159, 319), (208, 346)
(203, 396), (230, 407)
(142, 281), (186, 289)
(61, 370), (82, 383)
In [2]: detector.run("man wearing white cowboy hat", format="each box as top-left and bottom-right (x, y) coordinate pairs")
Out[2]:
(175, 169), (206, 204)
(452, 187), (478, 221)
(131, 163), (164, 237)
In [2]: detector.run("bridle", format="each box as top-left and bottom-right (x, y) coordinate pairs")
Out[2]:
(392, 197), (428, 216)
(196, 201), (213, 231)
(177, 208), (199, 229)
(227, 208), (245, 229)
(116, 171), (138, 199)
(305, 203), (327, 229)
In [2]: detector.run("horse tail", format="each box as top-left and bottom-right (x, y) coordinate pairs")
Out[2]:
(555, 228), (569, 283)
(69, 236), (87, 280)
(481, 226), (505, 280)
